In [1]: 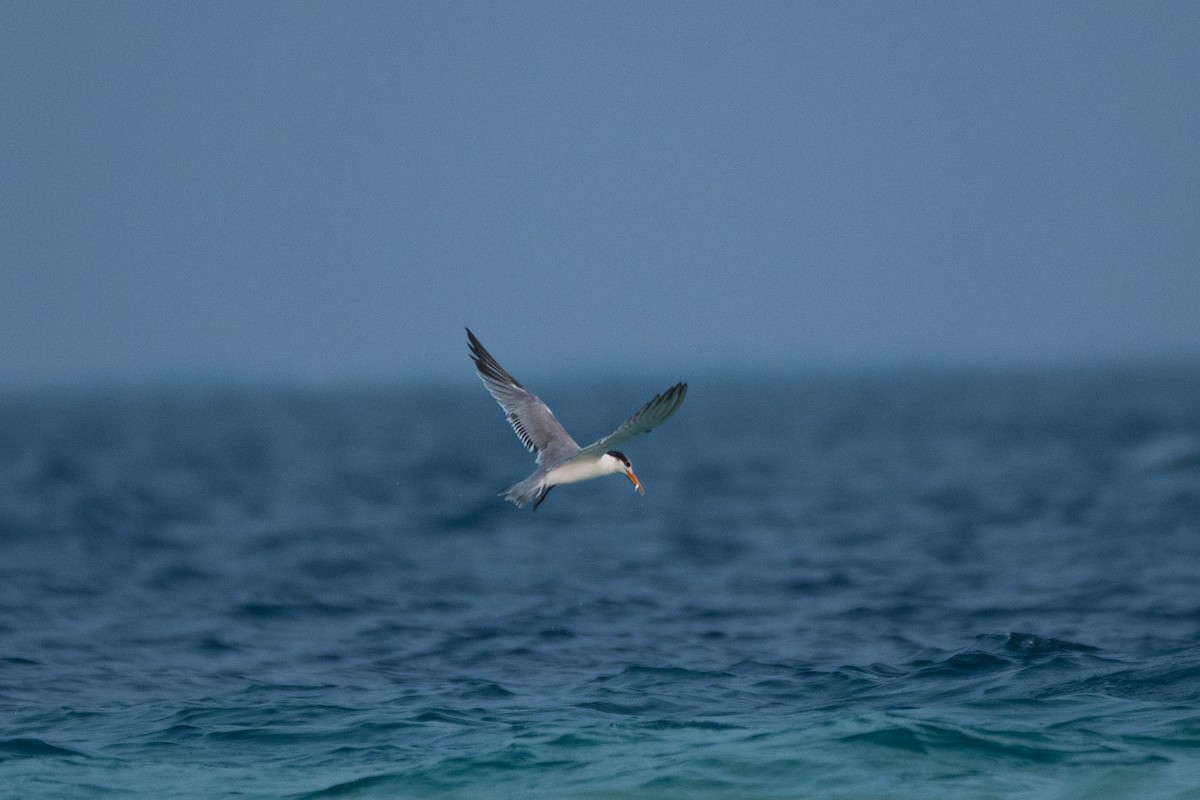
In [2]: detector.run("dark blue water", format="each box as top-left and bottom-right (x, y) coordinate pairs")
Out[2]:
(2, 367), (1199, 799)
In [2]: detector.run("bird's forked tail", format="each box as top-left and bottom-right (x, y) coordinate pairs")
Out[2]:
(502, 475), (553, 510)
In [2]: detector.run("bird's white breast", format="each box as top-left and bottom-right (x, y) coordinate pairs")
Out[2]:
(544, 455), (621, 486)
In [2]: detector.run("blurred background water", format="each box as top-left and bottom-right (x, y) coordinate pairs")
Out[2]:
(2, 366), (1199, 798)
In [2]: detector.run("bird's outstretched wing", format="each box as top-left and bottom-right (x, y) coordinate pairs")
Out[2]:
(576, 382), (688, 459)
(467, 329), (581, 465)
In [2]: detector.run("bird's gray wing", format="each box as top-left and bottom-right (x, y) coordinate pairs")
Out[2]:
(575, 382), (687, 459)
(467, 328), (581, 465)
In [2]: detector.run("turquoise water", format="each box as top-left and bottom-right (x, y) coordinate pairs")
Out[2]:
(2, 368), (1199, 798)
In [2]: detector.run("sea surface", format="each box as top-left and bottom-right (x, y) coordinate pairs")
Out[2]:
(2, 366), (1199, 799)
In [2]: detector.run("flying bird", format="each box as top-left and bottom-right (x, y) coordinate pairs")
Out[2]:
(467, 328), (687, 510)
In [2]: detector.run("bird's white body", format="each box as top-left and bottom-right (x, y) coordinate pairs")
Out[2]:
(544, 452), (628, 486)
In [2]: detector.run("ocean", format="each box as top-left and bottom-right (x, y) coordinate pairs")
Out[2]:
(2, 366), (1199, 799)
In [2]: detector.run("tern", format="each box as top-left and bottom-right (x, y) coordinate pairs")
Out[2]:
(467, 328), (687, 510)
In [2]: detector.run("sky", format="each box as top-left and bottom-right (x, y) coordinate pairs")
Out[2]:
(3, 2), (1198, 389)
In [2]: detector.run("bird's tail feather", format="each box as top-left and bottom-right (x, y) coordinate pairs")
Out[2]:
(502, 475), (552, 509)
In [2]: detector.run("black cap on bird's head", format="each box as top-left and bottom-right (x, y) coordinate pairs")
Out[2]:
(606, 451), (644, 495)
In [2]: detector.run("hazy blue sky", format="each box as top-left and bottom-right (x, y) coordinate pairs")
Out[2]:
(4, 2), (1198, 389)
